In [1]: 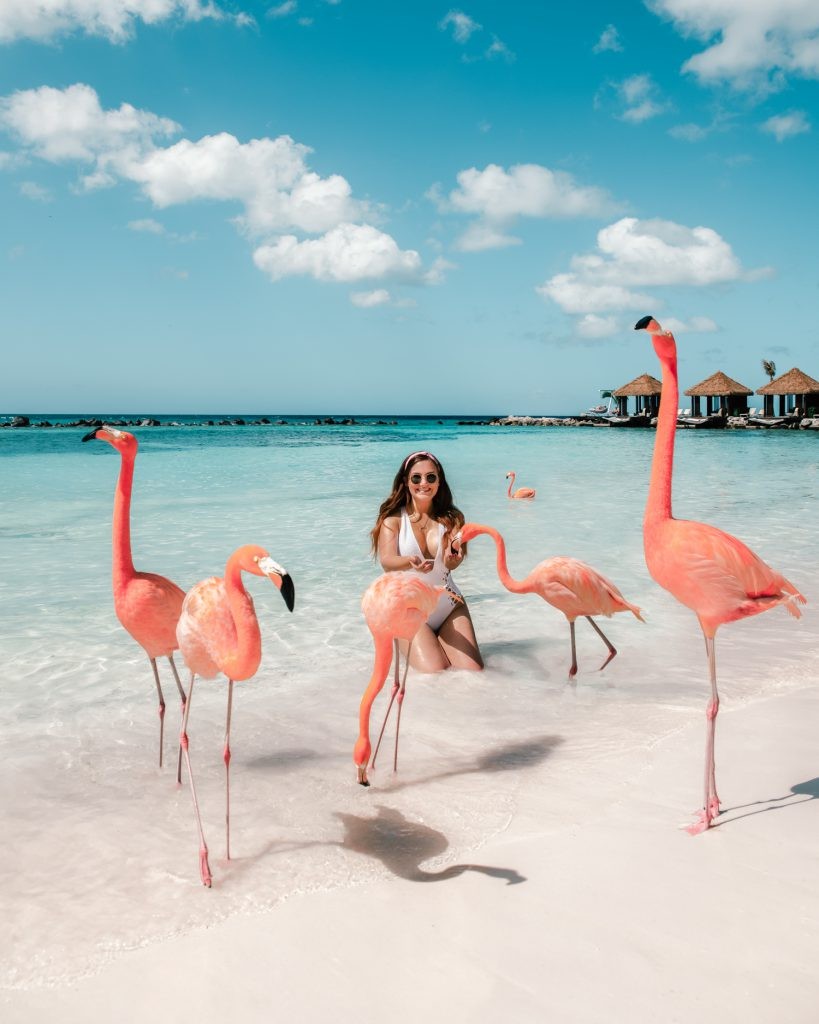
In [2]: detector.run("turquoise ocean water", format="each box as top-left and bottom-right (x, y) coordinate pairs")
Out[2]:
(1, 416), (816, 986)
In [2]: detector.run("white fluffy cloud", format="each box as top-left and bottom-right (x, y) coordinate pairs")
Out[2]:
(538, 217), (765, 335)
(761, 110), (811, 140)
(648, 0), (819, 90)
(615, 74), (669, 123)
(0, 82), (429, 285)
(0, 1), (232, 43)
(593, 24), (623, 53)
(350, 288), (391, 308)
(435, 162), (618, 251)
(253, 224), (423, 283)
(439, 10), (481, 44)
(663, 315), (718, 333)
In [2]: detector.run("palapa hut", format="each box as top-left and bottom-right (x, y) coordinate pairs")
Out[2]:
(684, 370), (753, 417)
(756, 367), (819, 418)
(613, 373), (662, 418)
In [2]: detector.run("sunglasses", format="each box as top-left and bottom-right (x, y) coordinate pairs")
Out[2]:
(409, 472), (438, 485)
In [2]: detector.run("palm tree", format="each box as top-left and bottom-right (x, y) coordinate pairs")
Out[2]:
(761, 359), (776, 381)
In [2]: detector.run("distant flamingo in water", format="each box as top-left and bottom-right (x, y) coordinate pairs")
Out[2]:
(176, 545), (295, 886)
(506, 471), (536, 500)
(457, 523), (643, 677)
(354, 572), (446, 786)
(636, 316), (805, 834)
(83, 425), (187, 775)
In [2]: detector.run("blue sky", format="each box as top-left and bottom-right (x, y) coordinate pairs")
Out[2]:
(1, 1), (817, 414)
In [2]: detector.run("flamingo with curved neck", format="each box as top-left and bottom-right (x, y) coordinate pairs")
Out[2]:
(354, 573), (445, 786)
(506, 471), (536, 500)
(83, 425), (187, 774)
(458, 522), (643, 677)
(636, 315), (805, 833)
(176, 544), (295, 886)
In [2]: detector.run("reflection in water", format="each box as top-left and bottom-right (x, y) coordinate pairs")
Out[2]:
(336, 805), (525, 885)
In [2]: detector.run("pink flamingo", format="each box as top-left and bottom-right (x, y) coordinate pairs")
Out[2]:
(176, 545), (295, 886)
(506, 471), (536, 500)
(354, 572), (446, 786)
(83, 425), (187, 775)
(636, 315), (806, 833)
(458, 522), (643, 677)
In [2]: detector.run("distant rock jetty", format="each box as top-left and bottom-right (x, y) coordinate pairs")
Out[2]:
(0, 416), (407, 429)
(489, 414), (819, 430)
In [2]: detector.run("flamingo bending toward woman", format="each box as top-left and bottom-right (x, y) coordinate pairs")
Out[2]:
(354, 573), (446, 786)
(636, 316), (805, 834)
(506, 471), (536, 500)
(457, 523), (643, 677)
(176, 545), (295, 886)
(83, 425), (187, 774)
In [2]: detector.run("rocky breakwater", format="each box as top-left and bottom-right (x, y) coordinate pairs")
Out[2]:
(490, 415), (585, 427)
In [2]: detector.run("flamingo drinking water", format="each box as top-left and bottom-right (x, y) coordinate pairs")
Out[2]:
(636, 315), (805, 833)
(354, 572), (446, 786)
(176, 545), (295, 886)
(83, 425), (187, 773)
(458, 522), (643, 677)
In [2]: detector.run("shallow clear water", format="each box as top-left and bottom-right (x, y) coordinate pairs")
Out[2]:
(1, 418), (816, 986)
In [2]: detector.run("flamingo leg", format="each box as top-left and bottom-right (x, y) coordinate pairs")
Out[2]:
(224, 679), (234, 862)
(688, 636), (721, 835)
(585, 616), (617, 671)
(168, 653), (187, 785)
(371, 639), (401, 771)
(179, 673), (212, 886)
(392, 640), (413, 773)
(568, 622), (578, 678)
(149, 657), (166, 768)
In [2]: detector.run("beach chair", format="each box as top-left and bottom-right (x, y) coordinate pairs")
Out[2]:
(677, 408), (683, 416)
(683, 408), (691, 417)
(747, 407), (757, 417)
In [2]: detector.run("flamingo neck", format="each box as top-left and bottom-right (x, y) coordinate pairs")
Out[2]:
(112, 450), (136, 583)
(356, 633), (394, 755)
(221, 553), (262, 681)
(647, 343), (677, 525)
(476, 525), (528, 593)
(506, 476), (514, 497)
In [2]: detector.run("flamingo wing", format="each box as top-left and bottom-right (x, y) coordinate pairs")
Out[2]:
(647, 519), (804, 626)
(177, 577), (240, 678)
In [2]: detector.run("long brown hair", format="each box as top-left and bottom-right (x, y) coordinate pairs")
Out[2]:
(370, 451), (466, 555)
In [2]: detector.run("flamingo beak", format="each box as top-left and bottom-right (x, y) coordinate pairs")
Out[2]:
(82, 424), (123, 443)
(634, 315), (659, 332)
(81, 428), (100, 442)
(258, 556), (295, 612)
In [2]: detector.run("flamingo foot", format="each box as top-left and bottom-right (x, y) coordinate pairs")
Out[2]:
(568, 665), (578, 679)
(357, 765), (370, 787)
(598, 649), (617, 672)
(708, 795), (722, 819)
(684, 809), (714, 836)
(199, 847), (213, 887)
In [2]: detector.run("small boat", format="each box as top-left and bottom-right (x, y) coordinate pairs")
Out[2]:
(585, 389), (618, 418)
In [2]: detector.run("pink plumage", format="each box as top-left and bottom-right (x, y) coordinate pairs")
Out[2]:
(354, 572), (444, 786)
(459, 523), (643, 676)
(637, 315), (805, 834)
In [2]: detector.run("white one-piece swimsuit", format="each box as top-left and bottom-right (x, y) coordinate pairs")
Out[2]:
(398, 511), (463, 631)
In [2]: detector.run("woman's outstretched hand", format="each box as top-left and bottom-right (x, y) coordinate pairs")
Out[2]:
(408, 555), (435, 573)
(444, 536), (464, 571)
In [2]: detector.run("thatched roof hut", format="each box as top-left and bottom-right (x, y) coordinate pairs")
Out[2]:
(684, 371), (753, 416)
(613, 373), (662, 417)
(756, 367), (819, 417)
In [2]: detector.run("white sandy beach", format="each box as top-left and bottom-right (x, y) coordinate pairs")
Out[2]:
(5, 680), (817, 1024)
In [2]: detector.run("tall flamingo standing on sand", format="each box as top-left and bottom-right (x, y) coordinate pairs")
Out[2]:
(636, 316), (805, 834)
(83, 425), (187, 774)
(457, 523), (643, 677)
(354, 572), (446, 786)
(506, 471), (536, 500)
(175, 545), (294, 886)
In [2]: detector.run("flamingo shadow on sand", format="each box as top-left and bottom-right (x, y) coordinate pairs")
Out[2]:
(335, 806), (526, 885)
(709, 777), (819, 828)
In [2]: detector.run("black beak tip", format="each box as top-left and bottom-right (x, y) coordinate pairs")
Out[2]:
(81, 428), (100, 443)
(280, 574), (295, 612)
(634, 315), (655, 331)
